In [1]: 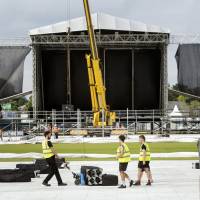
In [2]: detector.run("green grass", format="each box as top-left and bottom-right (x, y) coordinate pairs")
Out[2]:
(0, 142), (197, 162)
(0, 142), (197, 154)
(0, 157), (198, 162)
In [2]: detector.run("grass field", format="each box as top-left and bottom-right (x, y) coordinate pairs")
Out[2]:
(0, 142), (198, 161)
(0, 142), (197, 154)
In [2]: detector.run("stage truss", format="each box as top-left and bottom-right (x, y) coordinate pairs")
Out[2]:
(30, 33), (170, 45)
(30, 33), (169, 112)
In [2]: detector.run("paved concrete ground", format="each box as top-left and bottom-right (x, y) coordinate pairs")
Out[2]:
(0, 161), (199, 200)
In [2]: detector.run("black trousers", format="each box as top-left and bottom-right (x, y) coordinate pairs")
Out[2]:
(43, 155), (63, 184)
(55, 133), (59, 139)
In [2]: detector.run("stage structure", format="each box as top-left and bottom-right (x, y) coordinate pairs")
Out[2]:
(0, 46), (30, 99)
(176, 44), (200, 96)
(30, 13), (170, 113)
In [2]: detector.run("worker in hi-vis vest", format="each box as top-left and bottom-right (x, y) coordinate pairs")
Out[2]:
(42, 131), (67, 187)
(116, 135), (134, 188)
(134, 135), (153, 186)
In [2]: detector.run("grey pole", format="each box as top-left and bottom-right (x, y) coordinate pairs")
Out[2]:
(198, 139), (200, 167)
(127, 108), (129, 135)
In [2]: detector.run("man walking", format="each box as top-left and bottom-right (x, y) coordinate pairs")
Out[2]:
(42, 131), (67, 187)
(116, 135), (134, 188)
(52, 124), (60, 139)
(134, 135), (152, 186)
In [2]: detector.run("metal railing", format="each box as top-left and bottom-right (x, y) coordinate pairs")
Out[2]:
(0, 33), (200, 47)
(0, 109), (200, 137)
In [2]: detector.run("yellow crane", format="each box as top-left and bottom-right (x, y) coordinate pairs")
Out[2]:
(83, 0), (116, 127)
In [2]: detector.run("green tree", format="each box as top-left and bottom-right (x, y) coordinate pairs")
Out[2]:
(10, 97), (28, 111)
(190, 100), (200, 110)
(168, 84), (182, 101)
(177, 95), (187, 102)
(25, 96), (33, 111)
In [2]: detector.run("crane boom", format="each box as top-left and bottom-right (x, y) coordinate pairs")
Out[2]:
(83, 0), (116, 127)
(83, 0), (98, 60)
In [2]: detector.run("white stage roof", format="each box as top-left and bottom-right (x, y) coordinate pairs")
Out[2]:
(29, 13), (170, 36)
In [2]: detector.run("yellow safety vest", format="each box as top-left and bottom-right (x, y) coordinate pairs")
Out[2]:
(42, 140), (54, 159)
(139, 142), (151, 161)
(117, 143), (131, 163)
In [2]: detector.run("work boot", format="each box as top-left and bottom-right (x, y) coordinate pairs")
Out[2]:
(129, 180), (134, 187)
(58, 182), (67, 186)
(42, 182), (51, 187)
(146, 180), (151, 186)
(118, 184), (126, 189)
(133, 181), (141, 186)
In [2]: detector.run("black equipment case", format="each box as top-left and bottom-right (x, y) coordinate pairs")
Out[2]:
(0, 169), (31, 182)
(35, 158), (65, 174)
(102, 174), (118, 186)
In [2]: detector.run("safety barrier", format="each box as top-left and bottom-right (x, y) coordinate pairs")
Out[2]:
(0, 109), (200, 137)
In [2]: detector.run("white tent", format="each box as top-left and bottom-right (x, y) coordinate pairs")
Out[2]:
(29, 13), (170, 36)
(169, 105), (184, 130)
(169, 105), (183, 118)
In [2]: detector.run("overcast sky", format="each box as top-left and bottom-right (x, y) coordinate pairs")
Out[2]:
(0, 0), (200, 91)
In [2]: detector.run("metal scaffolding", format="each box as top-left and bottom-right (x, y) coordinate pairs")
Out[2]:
(30, 32), (169, 111)
(30, 33), (170, 45)
(1, 33), (200, 46)
(0, 109), (200, 137)
(0, 33), (200, 46)
(0, 33), (200, 136)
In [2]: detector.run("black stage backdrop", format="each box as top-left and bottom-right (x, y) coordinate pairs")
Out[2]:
(70, 50), (91, 110)
(105, 49), (132, 110)
(42, 50), (68, 110)
(134, 49), (161, 110)
(41, 48), (161, 111)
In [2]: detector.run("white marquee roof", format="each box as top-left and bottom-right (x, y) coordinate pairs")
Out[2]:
(29, 13), (170, 36)
(169, 105), (183, 117)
